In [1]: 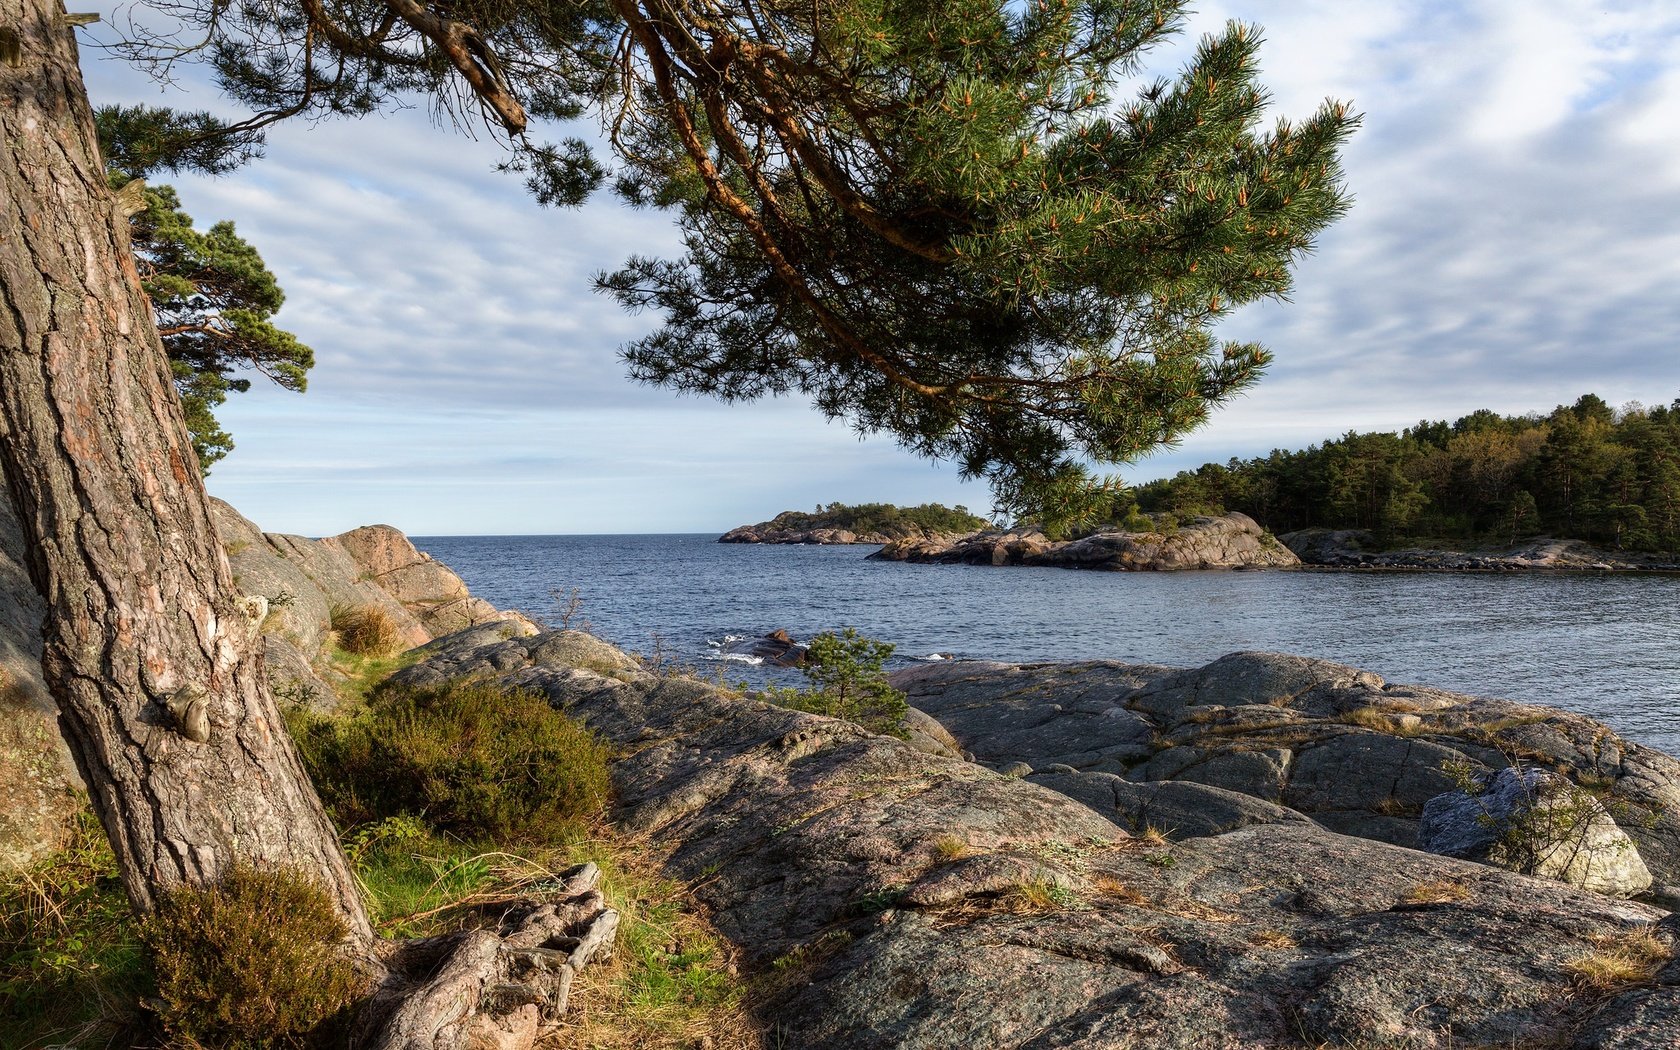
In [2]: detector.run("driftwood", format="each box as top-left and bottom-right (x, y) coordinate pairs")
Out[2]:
(355, 863), (619, 1050)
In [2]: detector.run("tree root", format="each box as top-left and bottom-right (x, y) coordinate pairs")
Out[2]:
(354, 862), (619, 1050)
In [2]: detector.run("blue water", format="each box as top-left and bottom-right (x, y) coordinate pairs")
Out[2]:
(415, 534), (1680, 756)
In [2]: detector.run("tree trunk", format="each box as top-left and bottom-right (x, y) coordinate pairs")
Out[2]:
(0, 0), (371, 942)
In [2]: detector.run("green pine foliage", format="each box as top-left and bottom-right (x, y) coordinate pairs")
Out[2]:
(766, 628), (909, 737)
(96, 107), (310, 472)
(600, 7), (1358, 531)
(764, 501), (990, 536)
(126, 1), (1356, 525)
(121, 180), (314, 471)
(1134, 393), (1680, 551)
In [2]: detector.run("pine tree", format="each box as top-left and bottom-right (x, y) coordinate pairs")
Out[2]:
(114, 0), (1356, 527)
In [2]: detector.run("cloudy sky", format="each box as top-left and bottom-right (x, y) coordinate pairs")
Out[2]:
(80, 1), (1680, 535)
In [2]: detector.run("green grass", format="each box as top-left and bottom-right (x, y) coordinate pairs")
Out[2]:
(324, 645), (419, 707)
(2, 658), (759, 1050)
(0, 810), (148, 1050)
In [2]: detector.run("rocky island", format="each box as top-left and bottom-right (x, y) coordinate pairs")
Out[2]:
(872, 510), (1300, 571)
(719, 500), (989, 546)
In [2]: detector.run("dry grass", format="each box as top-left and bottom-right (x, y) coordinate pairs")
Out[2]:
(1399, 879), (1471, 906)
(1344, 706), (1422, 737)
(1001, 877), (1077, 913)
(1565, 927), (1672, 990)
(1135, 825), (1170, 846)
(330, 603), (406, 658)
(1373, 796), (1414, 817)
(1086, 873), (1243, 924)
(1091, 874), (1148, 905)
(931, 835), (969, 861)
(383, 834), (766, 1050)
(1248, 928), (1297, 950)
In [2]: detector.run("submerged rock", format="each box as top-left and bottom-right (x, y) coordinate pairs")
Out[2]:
(1421, 766), (1653, 897)
(724, 629), (807, 667)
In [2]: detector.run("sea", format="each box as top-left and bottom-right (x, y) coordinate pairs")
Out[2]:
(414, 534), (1680, 757)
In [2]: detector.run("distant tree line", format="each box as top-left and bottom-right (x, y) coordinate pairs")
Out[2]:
(1130, 394), (1680, 552)
(767, 502), (990, 537)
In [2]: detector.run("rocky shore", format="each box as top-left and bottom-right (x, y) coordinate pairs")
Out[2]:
(394, 626), (1680, 1048)
(871, 511), (1301, 571)
(0, 498), (535, 868)
(1281, 527), (1680, 572)
(7, 510), (1680, 1045)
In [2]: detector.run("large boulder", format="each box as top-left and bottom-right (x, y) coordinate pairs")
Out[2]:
(210, 500), (537, 712)
(1421, 766), (1653, 898)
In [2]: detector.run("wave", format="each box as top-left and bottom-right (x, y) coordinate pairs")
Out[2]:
(707, 652), (765, 665)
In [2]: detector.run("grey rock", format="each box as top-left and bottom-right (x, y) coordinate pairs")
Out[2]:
(1284, 732), (1466, 812)
(893, 650), (1680, 898)
(1173, 748), (1291, 802)
(1029, 769), (1314, 839)
(394, 627), (1680, 1048)
(1420, 766), (1653, 897)
(900, 707), (963, 759)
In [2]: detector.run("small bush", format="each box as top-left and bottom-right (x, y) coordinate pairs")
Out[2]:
(330, 603), (406, 658)
(142, 866), (367, 1049)
(291, 678), (612, 843)
(931, 835), (968, 861)
(1004, 877), (1077, 913)
(1399, 879), (1471, 905)
(764, 628), (908, 737)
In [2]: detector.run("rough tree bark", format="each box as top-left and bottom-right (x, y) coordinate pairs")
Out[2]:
(0, 0), (371, 941)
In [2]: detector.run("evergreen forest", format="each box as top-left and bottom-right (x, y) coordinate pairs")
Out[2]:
(1131, 394), (1680, 552)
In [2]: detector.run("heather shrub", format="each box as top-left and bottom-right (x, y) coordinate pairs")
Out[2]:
(291, 678), (611, 843)
(141, 865), (366, 1049)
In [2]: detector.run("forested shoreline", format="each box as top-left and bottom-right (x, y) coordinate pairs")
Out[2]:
(1132, 394), (1680, 552)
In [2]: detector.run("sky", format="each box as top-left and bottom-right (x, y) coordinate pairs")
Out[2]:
(79, 1), (1680, 535)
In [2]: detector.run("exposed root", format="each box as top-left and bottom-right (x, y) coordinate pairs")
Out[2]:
(355, 863), (619, 1050)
